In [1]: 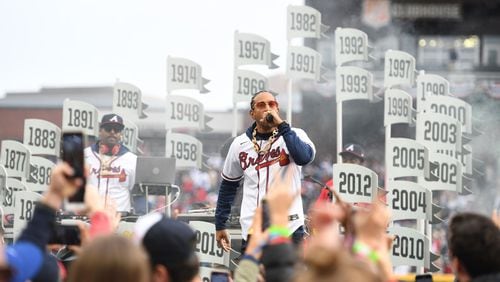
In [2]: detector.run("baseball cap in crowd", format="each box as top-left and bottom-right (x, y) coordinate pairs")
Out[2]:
(100, 114), (125, 131)
(134, 213), (198, 269)
(339, 143), (365, 161)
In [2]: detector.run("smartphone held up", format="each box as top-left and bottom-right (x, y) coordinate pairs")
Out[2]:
(210, 271), (230, 282)
(261, 199), (270, 231)
(62, 132), (86, 211)
(48, 223), (82, 245)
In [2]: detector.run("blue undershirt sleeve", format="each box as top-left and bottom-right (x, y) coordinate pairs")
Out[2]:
(215, 179), (240, 230)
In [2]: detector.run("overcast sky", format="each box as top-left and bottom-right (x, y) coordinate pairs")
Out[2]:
(0, 0), (304, 111)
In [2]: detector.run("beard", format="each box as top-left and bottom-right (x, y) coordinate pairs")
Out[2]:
(103, 136), (119, 146)
(256, 119), (274, 132)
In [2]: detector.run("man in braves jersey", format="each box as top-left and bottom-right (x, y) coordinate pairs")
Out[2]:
(84, 113), (137, 214)
(315, 143), (365, 203)
(215, 90), (316, 252)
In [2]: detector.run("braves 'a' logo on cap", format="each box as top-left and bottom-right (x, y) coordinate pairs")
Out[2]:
(346, 144), (354, 152)
(109, 115), (119, 122)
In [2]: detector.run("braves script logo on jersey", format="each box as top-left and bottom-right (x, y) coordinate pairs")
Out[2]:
(91, 166), (127, 182)
(239, 146), (290, 171)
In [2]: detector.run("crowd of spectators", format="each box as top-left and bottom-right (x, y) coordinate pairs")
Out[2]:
(0, 158), (498, 281)
(163, 146), (499, 275)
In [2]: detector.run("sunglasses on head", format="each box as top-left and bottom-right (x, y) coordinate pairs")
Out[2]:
(253, 100), (279, 110)
(101, 124), (122, 133)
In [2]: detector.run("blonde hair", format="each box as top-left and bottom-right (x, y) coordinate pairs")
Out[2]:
(68, 235), (150, 282)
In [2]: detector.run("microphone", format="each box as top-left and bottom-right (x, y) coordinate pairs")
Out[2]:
(266, 114), (274, 123)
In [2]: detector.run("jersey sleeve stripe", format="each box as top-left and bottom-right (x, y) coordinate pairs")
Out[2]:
(221, 173), (243, 181)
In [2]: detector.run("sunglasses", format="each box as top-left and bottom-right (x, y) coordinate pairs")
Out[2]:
(253, 100), (279, 110)
(101, 125), (122, 133)
(342, 154), (363, 163)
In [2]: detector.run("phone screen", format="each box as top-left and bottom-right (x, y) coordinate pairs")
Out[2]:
(62, 132), (86, 203)
(261, 199), (270, 231)
(415, 274), (433, 282)
(48, 224), (81, 245)
(210, 271), (229, 282)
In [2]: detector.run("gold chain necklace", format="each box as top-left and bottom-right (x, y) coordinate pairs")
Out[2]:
(252, 127), (278, 155)
(99, 154), (117, 174)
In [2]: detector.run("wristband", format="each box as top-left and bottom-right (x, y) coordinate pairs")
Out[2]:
(268, 225), (290, 237)
(268, 236), (291, 245)
(241, 254), (259, 265)
(352, 241), (380, 263)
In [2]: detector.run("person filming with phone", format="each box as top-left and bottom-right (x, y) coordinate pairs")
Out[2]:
(1, 160), (120, 281)
(84, 113), (137, 215)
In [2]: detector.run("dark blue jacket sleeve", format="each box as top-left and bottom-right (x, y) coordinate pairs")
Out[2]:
(215, 179), (240, 230)
(7, 202), (57, 282)
(17, 202), (57, 249)
(278, 122), (314, 166)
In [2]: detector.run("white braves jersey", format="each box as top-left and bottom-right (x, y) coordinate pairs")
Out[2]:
(84, 147), (137, 212)
(222, 128), (315, 240)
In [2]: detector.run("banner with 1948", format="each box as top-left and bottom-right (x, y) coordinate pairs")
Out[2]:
(165, 95), (205, 131)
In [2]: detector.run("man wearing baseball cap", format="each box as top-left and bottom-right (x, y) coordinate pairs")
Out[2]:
(315, 143), (387, 206)
(315, 143), (365, 203)
(338, 143), (365, 165)
(84, 113), (137, 214)
(134, 213), (200, 282)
